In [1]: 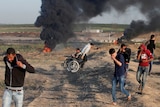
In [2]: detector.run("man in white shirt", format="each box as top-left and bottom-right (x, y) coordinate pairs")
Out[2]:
(80, 43), (94, 68)
(81, 43), (94, 58)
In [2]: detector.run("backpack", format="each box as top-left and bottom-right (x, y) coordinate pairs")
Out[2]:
(124, 48), (131, 63)
(125, 48), (131, 57)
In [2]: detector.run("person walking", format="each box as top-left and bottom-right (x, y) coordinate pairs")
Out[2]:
(145, 34), (156, 75)
(2, 48), (35, 107)
(118, 44), (131, 87)
(136, 44), (153, 94)
(109, 48), (131, 106)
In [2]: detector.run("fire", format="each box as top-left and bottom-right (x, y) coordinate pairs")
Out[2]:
(43, 45), (51, 53)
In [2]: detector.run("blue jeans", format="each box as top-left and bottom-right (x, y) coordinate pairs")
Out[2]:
(112, 75), (130, 102)
(149, 52), (154, 74)
(2, 89), (24, 107)
(124, 63), (129, 85)
(148, 61), (153, 74)
(136, 66), (148, 90)
(125, 63), (129, 72)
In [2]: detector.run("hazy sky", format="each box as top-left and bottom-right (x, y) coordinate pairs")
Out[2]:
(89, 6), (147, 24)
(0, 0), (41, 24)
(0, 0), (146, 24)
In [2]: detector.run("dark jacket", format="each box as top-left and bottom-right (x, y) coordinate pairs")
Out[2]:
(117, 48), (131, 63)
(3, 54), (35, 87)
(123, 48), (131, 63)
(147, 40), (155, 53)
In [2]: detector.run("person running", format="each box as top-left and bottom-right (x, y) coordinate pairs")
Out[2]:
(109, 48), (131, 106)
(136, 44), (153, 94)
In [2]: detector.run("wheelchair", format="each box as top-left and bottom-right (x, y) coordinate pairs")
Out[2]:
(63, 56), (81, 73)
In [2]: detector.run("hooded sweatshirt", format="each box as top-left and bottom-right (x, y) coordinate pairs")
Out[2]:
(138, 44), (153, 66)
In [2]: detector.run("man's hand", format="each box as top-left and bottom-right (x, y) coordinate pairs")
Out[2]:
(137, 50), (142, 60)
(17, 61), (26, 69)
(111, 54), (116, 60)
(111, 54), (122, 66)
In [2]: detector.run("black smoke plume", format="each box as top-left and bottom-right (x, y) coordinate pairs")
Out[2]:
(35, 0), (160, 48)
(35, 0), (109, 49)
(124, 4), (160, 40)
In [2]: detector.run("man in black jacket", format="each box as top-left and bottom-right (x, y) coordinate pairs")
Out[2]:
(2, 48), (35, 107)
(146, 34), (156, 75)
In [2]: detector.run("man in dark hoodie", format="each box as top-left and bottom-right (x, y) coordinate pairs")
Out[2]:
(136, 44), (153, 94)
(2, 48), (35, 107)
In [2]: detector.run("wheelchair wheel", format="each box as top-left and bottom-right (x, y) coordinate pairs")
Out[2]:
(67, 60), (80, 73)
(63, 59), (71, 69)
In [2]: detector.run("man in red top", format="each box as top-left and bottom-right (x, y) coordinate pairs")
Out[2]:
(136, 44), (153, 94)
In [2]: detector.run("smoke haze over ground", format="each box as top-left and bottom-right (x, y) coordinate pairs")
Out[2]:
(35, 0), (160, 48)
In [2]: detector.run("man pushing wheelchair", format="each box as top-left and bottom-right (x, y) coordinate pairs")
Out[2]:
(63, 43), (94, 72)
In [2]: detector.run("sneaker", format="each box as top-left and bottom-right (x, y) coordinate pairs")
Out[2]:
(140, 88), (143, 94)
(124, 84), (128, 88)
(138, 84), (143, 94)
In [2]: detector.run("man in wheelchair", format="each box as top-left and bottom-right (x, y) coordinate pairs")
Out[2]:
(63, 48), (87, 72)
(71, 48), (87, 68)
(71, 48), (82, 60)
(64, 42), (94, 72)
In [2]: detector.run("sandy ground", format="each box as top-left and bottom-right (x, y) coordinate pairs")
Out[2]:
(0, 35), (160, 107)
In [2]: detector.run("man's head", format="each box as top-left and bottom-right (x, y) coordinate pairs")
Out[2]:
(120, 43), (127, 53)
(90, 42), (96, 50)
(90, 43), (94, 45)
(150, 34), (155, 40)
(109, 48), (116, 56)
(76, 48), (81, 53)
(6, 48), (16, 62)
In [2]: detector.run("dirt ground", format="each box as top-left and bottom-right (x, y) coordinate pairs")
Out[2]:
(0, 33), (160, 107)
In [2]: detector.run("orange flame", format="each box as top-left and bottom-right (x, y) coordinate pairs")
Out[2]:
(43, 45), (51, 53)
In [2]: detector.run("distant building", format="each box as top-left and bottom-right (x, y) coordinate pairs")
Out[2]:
(82, 29), (103, 33)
